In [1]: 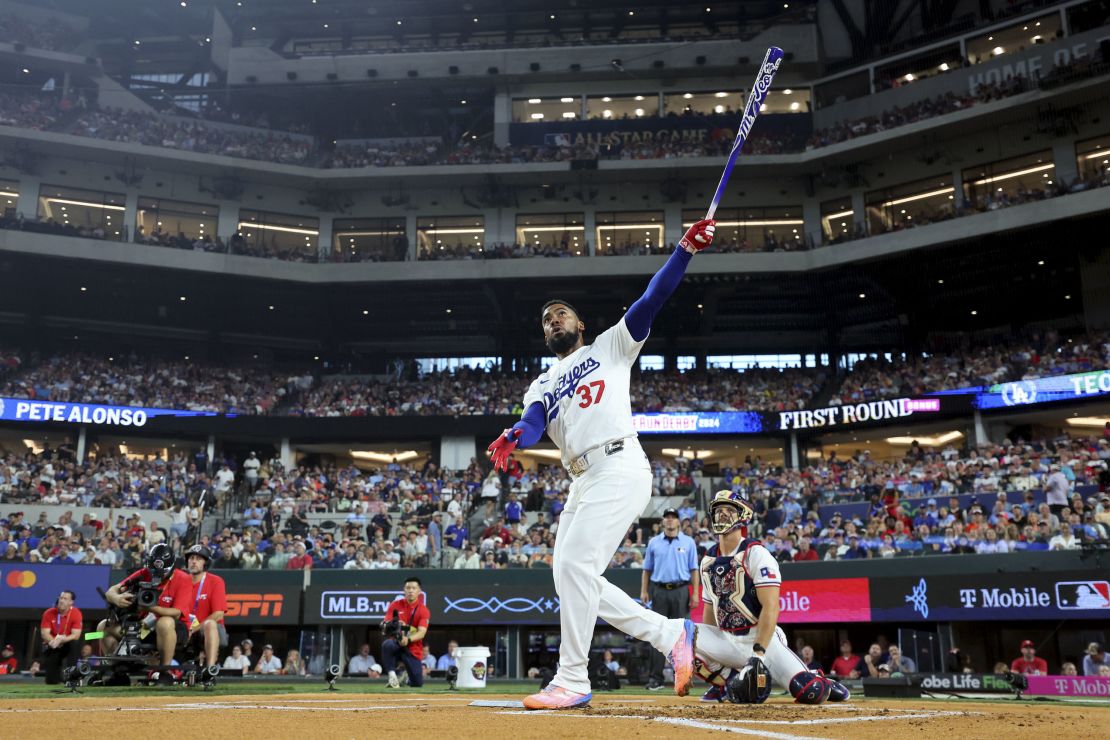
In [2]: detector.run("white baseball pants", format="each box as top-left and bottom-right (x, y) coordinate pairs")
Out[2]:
(696, 625), (811, 690)
(549, 441), (686, 695)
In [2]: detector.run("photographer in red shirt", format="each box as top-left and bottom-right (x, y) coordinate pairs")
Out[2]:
(98, 543), (193, 671)
(184, 545), (227, 671)
(39, 590), (82, 684)
(381, 576), (431, 688)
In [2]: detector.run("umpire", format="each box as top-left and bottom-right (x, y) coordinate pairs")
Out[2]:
(641, 507), (699, 690)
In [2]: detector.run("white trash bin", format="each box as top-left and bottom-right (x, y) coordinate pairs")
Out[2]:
(455, 646), (492, 689)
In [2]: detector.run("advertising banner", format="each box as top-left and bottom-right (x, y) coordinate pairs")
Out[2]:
(221, 572), (303, 626)
(305, 574), (871, 625)
(0, 563), (110, 609)
(633, 411), (764, 435)
(777, 577), (871, 623)
(973, 369), (1110, 410)
(869, 573), (1110, 622)
(917, 673), (1014, 693)
(508, 112), (810, 149)
(776, 397), (945, 432)
(1025, 675), (1110, 697)
(0, 397), (216, 427)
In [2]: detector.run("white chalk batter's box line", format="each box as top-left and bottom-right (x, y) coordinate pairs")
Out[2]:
(493, 707), (978, 738)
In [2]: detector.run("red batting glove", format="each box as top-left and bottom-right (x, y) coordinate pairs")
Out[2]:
(680, 218), (716, 253)
(487, 428), (522, 472)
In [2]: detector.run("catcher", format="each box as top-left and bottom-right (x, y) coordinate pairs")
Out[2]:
(694, 490), (850, 705)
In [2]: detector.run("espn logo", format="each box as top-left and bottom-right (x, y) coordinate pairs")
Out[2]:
(226, 593), (284, 618)
(1054, 581), (1110, 610)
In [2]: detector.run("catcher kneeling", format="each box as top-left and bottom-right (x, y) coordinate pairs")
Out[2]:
(693, 491), (850, 705)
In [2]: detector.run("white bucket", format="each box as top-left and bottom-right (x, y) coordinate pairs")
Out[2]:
(455, 646), (492, 689)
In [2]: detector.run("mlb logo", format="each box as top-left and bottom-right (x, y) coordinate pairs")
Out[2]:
(1055, 581), (1110, 609)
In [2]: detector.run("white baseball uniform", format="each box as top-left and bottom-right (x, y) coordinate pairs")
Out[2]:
(521, 316), (687, 694)
(695, 539), (810, 689)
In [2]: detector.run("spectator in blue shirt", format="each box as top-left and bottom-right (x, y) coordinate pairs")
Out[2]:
(436, 641), (458, 670)
(505, 494), (523, 525)
(444, 517), (468, 550)
(842, 534), (871, 559)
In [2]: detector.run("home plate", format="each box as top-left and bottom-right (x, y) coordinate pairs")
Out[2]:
(470, 700), (526, 708)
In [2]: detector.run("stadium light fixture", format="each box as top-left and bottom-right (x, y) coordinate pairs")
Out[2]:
(0, 190), (18, 198)
(972, 163), (1054, 185)
(236, 221), (318, 236)
(419, 228), (484, 235)
(880, 187), (954, 207)
(886, 431), (963, 446)
(634, 108), (645, 116)
(683, 219), (804, 227)
(46, 198), (125, 211)
(823, 210), (853, 220)
(939, 62), (949, 71)
(351, 450), (420, 463)
(992, 46), (1005, 55)
(560, 97), (575, 103)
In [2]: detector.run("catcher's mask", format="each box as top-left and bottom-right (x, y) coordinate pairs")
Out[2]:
(710, 490), (755, 535)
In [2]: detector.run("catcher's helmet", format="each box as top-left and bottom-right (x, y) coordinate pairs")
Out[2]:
(710, 490), (755, 535)
(185, 544), (212, 571)
(144, 542), (176, 580)
(725, 659), (772, 704)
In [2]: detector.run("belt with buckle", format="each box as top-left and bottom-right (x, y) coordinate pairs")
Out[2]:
(655, 581), (690, 590)
(566, 438), (628, 477)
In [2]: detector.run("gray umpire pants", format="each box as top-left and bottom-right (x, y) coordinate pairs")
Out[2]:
(648, 583), (689, 683)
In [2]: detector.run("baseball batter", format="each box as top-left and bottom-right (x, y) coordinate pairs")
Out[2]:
(488, 219), (717, 710)
(693, 490), (850, 704)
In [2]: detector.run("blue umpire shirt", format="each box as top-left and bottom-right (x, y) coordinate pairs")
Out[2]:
(643, 532), (698, 584)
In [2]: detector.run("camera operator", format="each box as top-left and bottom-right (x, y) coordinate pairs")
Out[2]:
(184, 545), (227, 672)
(381, 576), (430, 688)
(40, 590), (82, 684)
(98, 543), (193, 672)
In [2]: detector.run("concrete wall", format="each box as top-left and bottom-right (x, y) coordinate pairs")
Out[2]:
(226, 26), (817, 86)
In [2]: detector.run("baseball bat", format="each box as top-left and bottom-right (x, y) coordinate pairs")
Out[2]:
(705, 46), (785, 220)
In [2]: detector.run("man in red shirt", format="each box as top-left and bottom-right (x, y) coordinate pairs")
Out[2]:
(0, 644), (16, 674)
(99, 543), (193, 670)
(40, 590), (82, 684)
(286, 540), (313, 570)
(1011, 640), (1048, 675)
(792, 538), (819, 562)
(829, 639), (861, 680)
(184, 545), (227, 673)
(381, 576), (431, 688)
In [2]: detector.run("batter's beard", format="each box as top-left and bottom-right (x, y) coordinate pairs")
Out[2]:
(546, 329), (580, 355)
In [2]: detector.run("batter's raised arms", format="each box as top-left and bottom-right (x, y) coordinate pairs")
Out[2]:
(487, 219), (716, 710)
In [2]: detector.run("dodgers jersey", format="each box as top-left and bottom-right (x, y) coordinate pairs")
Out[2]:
(700, 539), (782, 633)
(522, 316), (646, 464)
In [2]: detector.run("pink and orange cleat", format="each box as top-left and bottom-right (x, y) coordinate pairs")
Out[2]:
(670, 618), (698, 697)
(522, 684), (592, 710)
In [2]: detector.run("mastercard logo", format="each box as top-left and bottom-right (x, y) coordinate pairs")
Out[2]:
(4, 570), (37, 588)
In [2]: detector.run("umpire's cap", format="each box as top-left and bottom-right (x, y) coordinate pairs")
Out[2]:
(661, 507), (680, 519)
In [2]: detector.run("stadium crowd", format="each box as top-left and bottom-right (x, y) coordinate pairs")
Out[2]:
(0, 433), (1106, 576)
(70, 108), (314, 165)
(0, 352), (293, 415)
(0, 12), (80, 51)
(0, 330), (1105, 418)
(830, 330), (1110, 405)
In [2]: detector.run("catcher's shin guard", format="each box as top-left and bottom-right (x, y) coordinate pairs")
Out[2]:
(789, 671), (833, 705)
(695, 658), (728, 688)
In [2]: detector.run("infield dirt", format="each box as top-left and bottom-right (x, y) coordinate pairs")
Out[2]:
(0, 691), (1105, 739)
